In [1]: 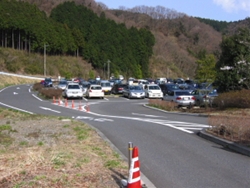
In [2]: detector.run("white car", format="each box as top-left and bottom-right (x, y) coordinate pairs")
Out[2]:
(100, 80), (112, 95)
(144, 84), (163, 99)
(63, 83), (83, 99)
(85, 84), (104, 99)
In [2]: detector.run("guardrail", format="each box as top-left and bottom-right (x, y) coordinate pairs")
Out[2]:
(0, 71), (56, 81)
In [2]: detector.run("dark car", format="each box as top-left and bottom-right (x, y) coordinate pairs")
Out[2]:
(111, 83), (127, 94)
(44, 78), (53, 87)
(159, 83), (180, 96)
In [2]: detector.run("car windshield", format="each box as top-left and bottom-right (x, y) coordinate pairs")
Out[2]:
(175, 91), (191, 96)
(45, 78), (52, 82)
(149, 85), (160, 90)
(169, 85), (179, 89)
(59, 81), (67, 85)
(68, 85), (80, 89)
(130, 86), (142, 90)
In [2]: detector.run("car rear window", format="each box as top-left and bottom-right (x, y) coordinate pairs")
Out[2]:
(149, 85), (160, 90)
(91, 86), (102, 90)
(68, 85), (80, 89)
(101, 83), (111, 87)
(176, 91), (191, 95)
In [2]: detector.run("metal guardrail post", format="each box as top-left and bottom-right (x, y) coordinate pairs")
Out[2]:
(128, 142), (133, 171)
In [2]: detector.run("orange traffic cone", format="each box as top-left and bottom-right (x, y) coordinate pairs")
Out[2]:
(79, 101), (82, 110)
(86, 102), (90, 112)
(53, 96), (56, 104)
(127, 146), (141, 188)
(72, 100), (74, 109)
(65, 99), (68, 107)
(58, 97), (61, 105)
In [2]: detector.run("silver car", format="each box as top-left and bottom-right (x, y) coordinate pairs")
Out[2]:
(163, 90), (195, 107)
(123, 85), (145, 99)
(191, 89), (218, 107)
(57, 80), (67, 90)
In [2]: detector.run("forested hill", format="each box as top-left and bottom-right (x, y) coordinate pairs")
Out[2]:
(50, 2), (155, 78)
(0, 1), (154, 78)
(2, 0), (249, 79)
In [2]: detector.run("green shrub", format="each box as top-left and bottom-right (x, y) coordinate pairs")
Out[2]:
(24, 64), (42, 75)
(5, 61), (20, 73)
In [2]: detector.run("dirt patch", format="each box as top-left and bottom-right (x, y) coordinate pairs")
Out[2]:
(0, 109), (128, 187)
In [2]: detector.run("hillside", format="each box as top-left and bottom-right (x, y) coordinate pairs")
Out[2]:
(2, 0), (248, 80)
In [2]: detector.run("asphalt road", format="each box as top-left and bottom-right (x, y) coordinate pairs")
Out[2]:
(0, 84), (249, 188)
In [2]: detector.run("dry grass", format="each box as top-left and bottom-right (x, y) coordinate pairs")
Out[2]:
(0, 75), (38, 89)
(0, 108), (128, 188)
(207, 110), (250, 147)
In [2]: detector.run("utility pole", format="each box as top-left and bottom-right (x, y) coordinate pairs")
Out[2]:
(44, 43), (49, 77)
(107, 59), (111, 80)
(103, 63), (106, 79)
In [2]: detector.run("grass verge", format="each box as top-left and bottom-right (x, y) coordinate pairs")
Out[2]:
(0, 108), (127, 187)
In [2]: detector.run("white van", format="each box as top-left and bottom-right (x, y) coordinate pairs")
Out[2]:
(100, 80), (112, 95)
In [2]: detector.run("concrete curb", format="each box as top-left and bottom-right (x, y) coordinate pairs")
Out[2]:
(198, 130), (250, 157)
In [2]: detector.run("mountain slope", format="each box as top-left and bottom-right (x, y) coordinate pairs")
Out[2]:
(14, 0), (224, 79)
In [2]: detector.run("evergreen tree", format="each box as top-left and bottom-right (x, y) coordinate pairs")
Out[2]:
(214, 28), (250, 92)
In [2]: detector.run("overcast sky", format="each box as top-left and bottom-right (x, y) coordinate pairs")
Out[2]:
(96, 0), (250, 22)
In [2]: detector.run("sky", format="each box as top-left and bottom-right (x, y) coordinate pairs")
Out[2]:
(96, 0), (250, 22)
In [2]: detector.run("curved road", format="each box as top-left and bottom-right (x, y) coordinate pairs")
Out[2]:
(0, 84), (249, 188)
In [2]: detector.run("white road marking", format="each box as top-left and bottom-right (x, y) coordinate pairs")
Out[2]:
(13, 92), (18, 95)
(32, 94), (43, 101)
(95, 118), (113, 122)
(75, 116), (93, 120)
(39, 106), (61, 113)
(0, 102), (34, 114)
(54, 100), (209, 134)
(132, 113), (163, 117)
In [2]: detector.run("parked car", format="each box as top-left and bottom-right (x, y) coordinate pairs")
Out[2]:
(111, 83), (127, 94)
(138, 79), (149, 89)
(162, 90), (195, 107)
(62, 83), (83, 99)
(191, 89), (218, 107)
(57, 80), (67, 90)
(123, 85), (145, 99)
(100, 80), (112, 95)
(44, 77), (53, 87)
(79, 81), (90, 96)
(85, 84), (104, 99)
(159, 83), (180, 96)
(144, 84), (163, 99)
